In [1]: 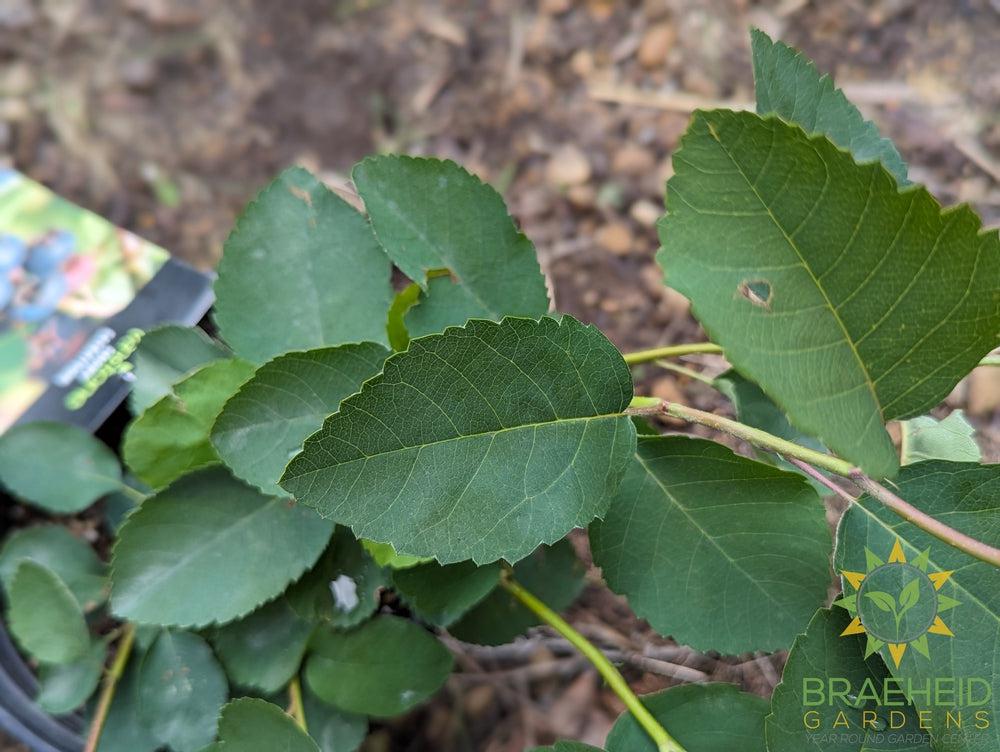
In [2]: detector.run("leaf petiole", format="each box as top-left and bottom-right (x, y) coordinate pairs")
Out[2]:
(623, 342), (723, 366)
(287, 676), (307, 733)
(499, 570), (688, 752)
(83, 623), (136, 752)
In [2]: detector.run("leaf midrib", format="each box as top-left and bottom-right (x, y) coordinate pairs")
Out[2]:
(704, 118), (882, 421)
(287, 412), (625, 479)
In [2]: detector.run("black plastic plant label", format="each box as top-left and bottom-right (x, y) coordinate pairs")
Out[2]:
(0, 169), (213, 432)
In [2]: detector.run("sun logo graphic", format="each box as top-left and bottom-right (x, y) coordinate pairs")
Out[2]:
(835, 538), (960, 668)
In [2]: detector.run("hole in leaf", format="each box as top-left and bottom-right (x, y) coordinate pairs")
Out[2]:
(739, 279), (772, 309)
(329, 575), (359, 612)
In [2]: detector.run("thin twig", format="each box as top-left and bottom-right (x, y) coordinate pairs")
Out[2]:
(499, 572), (688, 752)
(632, 398), (1000, 568)
(83, 624), (136, 752)
(624, 342), (723, 366)
(629, 399), (855, 476)
(654, 360), (717, 386)
(784, 457), (856, 505)
(850, 472), (1000, 568)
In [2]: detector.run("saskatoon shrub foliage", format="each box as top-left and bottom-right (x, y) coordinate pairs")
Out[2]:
(0, 30), (998, 752)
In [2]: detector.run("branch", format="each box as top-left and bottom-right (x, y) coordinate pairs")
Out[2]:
(499, 572), (688, 752)
(629, 399), (854, 476)
(84, 624), (136, 752)
(630, 399), (1000, 569)
(850, 472), (1000, 568)
(623, 342), (722, 366)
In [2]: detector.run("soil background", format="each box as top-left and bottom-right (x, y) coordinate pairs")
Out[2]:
(1, 0), (999, 750)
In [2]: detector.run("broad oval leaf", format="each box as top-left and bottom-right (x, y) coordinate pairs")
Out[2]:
(352, 155), (550, 323)
(766, 608), (931, 751)
(137, 630), (227, 752)
(0, 524), (106, 608)
(129, 325), (228, 413)
(834, 462), (1000, 752)
(659, 110), (1000, 478)
(900, 411), (980, 465)
(282, 316), (635, 565)
(212, 597), (314, 694)
(449, 539), (584, 646)
(392, 559), (501, 627)
(0, 422), (120, 513)
(302, 688), (367, 752)
(212, 342), (389, 496)
(591, 436), (829, 653)
(605, 683), (768, 752)
(8, 561), (90, 664)
(111, 467), (333, 628)
(214, 698), (319, 752)
(531, 744), (604, 752)
(285, 526), (388, 629)
(751, 28), (909, 184)
(123, 358), (256, 489)
(36, 637), (106, 714)
(304, 615), (453, 717)
(214, 166), (392, 362)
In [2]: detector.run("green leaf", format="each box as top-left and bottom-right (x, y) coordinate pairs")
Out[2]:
(449, 539), (584, 646)
(35, 637), (106, 714)
(282, 316), (635, 565)
(304, 615), (453, 717)
(98, 648), (159, 752)
(751, 28), (909, 185)
(658, 109), (1000, 479)
(392, 559), (501, 627)
(900, 411), (981, 465)
(0, 524), (106, 608)
(361, 539), (431, 569)
(530, 744), (604, 752)
(835, 461), (1000, 752)
(301, 688), (367, 752)
(214, 166), (392, 362)
(213, 698), (319, 752)
(7, 561), (90, 664)
(0, 422), (120, 513)
(285, 526), (388, 629)
(352, 155), (549, 324)
(212, 343), (388, 496)
(766, 608), (932, 751)
(111, 467), (333, 628)
(405, 274), (502, 339)
(137, 630), (228, 752)
(213, 597), (314, 693)
(129, 325), (229, 413)
(123, 358), (256, 488)
(605, 683), (768, 752)
(590, 436), (829, 652)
